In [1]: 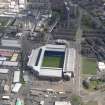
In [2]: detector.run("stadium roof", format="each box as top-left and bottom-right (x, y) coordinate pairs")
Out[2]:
(27, 48), (40, 67)
(27, 44), (75, 78)
(64, 48), (76, 72)
(39, 67), (62, 77)
(46, 44), (66, 51)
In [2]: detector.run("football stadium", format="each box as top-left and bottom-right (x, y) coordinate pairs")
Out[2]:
(27, 44), (76, 78)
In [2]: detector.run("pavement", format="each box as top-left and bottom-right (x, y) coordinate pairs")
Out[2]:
(72, 6), (83, 96)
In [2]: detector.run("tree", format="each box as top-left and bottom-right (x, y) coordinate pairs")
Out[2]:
(82, 80), (90, 89)
(82, 15), (93, 28)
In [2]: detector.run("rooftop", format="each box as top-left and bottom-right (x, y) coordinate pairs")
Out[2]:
(55, 101), (71, 105)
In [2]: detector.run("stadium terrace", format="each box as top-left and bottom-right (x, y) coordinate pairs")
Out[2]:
(27, 44), (76, 79)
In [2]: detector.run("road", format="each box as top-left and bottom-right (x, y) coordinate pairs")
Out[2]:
(64, 0), (83, 96)
(73, 7), (83, 95)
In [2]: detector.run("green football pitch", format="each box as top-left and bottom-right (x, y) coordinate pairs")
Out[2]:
(42, 56), (63, 68)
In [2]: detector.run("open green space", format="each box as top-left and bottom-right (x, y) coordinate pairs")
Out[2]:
(82, 57), (96, 75)
(42, 56), (63, 68)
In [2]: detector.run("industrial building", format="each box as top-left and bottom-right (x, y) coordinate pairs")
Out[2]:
(28, 44), (76, 78)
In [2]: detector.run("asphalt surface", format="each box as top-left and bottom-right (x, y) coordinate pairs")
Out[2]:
(72, 6), (83, 96)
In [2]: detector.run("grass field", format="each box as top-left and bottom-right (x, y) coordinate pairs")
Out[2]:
(82, 57), (96, 75)
(42, 56), (63, 68)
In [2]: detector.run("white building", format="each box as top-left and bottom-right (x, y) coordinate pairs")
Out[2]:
(2, 96), (10, 100)
(13, 71), (20, 83)
(1, 39), (21, 48)
(12, 83), (22, 93)
(0, 69), (9, 74)
(28, 44), (76, 78)
(3, 61), (18, 67)
(55, 101), (71, 105)
(19, 0), (26, 9)
(98, 62), (105, 71)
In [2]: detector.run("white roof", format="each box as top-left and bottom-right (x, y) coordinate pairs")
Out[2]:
(39, 68), (62, 77)
(55, 101), (71, 105)
(0, 57), (7, 61)
(98, 65), (105, 70)
(98, 62), (105, 66)
(12, 83), (22, 93)
(64, 48), (76, 72)
(40, 101), (44, 105)
(0, 61), (3, 65)
(3, 61), (18, 66)
(13, 71), (20, 83)
(4, 85), (9, 92)
(16, 33), (23, 37)
(0, 69), (9, 74)
(2, 96), (10, 99)
(1, 39), (21, 48)
(19, 0), (25, 4)
(46, 44), (66, 49)
(28, 44), (66, 78)
(98, 62), (105, 71)
(27, 48), (39, 67)
(46, 48), (65, 52)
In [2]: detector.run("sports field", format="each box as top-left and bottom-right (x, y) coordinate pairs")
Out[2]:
(42, 56), (63, 68)
(82, 57), (96, 75)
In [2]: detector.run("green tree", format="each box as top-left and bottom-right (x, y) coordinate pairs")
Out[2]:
(82, 15), (93, 28)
